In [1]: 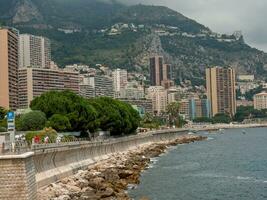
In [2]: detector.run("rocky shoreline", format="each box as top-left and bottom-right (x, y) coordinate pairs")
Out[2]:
(38, 135), (206, 200)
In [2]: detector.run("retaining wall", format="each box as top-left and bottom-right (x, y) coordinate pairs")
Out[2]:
(34, 129), (187, 188)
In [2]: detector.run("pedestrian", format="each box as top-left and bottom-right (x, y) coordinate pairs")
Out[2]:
(44, 136), (49, 144)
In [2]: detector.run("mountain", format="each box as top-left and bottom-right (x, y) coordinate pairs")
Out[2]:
(1, 0), (267, 85)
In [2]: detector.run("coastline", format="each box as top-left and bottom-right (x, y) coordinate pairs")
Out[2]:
(38, 134), (206, 200)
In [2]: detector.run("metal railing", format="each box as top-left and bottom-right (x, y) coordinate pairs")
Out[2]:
(0, 128), (187, 154)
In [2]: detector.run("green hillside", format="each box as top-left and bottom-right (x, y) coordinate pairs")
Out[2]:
(1, 0), (267, 85)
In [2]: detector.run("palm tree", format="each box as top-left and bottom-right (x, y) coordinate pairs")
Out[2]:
(166, 102), (180, 127)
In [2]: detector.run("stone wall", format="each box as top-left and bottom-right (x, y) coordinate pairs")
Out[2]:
(0, 152), (37, 200)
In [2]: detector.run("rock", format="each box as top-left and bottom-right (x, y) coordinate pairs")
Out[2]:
(99, 187), (114, 198)
(65, 184), (81, 193)
(103, 168), (120, 182)
(88, 177), (105, 190)
(118, 170), (134, 179)
(76, 178), (89, 189)
(53, 195), (71, 200)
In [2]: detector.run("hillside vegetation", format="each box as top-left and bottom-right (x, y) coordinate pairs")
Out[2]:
(1, 0), (267, 84)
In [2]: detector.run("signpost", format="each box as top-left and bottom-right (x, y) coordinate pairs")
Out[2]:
(7, 111), (15, 143)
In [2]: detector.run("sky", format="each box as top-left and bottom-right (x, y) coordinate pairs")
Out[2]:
(124, 0), (267, 52)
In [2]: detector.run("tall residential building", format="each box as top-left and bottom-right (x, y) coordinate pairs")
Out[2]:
(147, 86), (168, 115)
(150, 56), (164, 86)
(254, 92), (267, 110)
(150, 56), (173, 89)
(206, 67), (236, 117)
(19, 34), (51, 69)
(18, 67), (79, 108)
(112, 69), (128, 92)
(0, 28), (19, 110)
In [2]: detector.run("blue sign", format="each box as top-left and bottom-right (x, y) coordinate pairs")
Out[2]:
(7, 112), (15, 121)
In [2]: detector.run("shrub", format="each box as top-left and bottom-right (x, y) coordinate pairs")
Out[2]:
(25, 127), (58, 143)
(0, 127), (6, 132)
(46, 114), (71, 132)
(19, 111), (47, 131)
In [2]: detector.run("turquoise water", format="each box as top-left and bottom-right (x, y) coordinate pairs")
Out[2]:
(129, 128), (267, 200)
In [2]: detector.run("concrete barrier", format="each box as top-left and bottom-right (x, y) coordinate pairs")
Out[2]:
(34, 129), (187, 188)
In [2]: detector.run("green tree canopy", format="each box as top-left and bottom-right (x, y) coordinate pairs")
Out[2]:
(46, 114), (71, 132)
(17, 111), (47, 131)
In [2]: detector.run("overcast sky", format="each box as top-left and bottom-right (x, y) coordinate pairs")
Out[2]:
(125, 0), (267, 52)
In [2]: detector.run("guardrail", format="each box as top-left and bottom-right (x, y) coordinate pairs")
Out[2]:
(0, 128), (188, 154)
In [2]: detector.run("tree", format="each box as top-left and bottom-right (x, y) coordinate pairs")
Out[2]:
(0, 106), (7, 120)
(18, 111), (47, 131)
(46, 114), (71, 132)
(89, 97), (140, 136)
(30, 90), (99, 134)
(166, 102), (180, 126)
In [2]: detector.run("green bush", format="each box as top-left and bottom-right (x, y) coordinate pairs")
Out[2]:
(46, 114), (71, 132)
(0, 127), (6, 132)
(212, 113), (232, 124)
(19, 111), (47, 131)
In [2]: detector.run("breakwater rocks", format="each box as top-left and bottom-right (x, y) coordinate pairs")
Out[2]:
(38, 135), (206, 200)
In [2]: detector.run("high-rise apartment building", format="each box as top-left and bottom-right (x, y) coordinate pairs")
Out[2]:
(206, 67), (236, 117)
(18, 67), (79, 108)
(0, 28), (19, 110)
(112, 69), (128, 92)
(254, 92), (267, 110)
(150, 56), (173, 89)
(19, 34), (51, 68)
(150, 56), (164, 86)
(147, 86), (168, 115)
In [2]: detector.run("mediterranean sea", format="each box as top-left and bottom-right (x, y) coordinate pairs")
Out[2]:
(129, 127), (267, 200)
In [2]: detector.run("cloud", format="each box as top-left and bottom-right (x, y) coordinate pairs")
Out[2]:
(121, 0), (267, 51)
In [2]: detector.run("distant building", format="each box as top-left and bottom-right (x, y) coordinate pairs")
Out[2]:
(112, 68), (128, 92)
(120, 99), (153, 114)
(237, 100), (253, 107)
(79, 75), (114, 98)
(79, 84), (95, 99)
(179, 99), (190, 119)
(150, 56), (173, 89)
(237, 82), (258, 95)
(189, 99), (211, 120)
(237, 75), (254, 82)
(0, 28), (19, 110)
(150, 56), (164, 86)
(147, 86), (168, 115)
(19, 34), (51, 69)
(18, 67), (79, 108)
(119, 87), (145, 99)
(206, 67), (236, 117)
(254, 92), (267, 110)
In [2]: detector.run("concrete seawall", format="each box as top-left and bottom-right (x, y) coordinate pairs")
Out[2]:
(33, 129), (187, 189)
(0, 129), (188, 200)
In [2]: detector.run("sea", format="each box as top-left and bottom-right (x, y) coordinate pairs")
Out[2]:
(128, 127), (267, 200)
